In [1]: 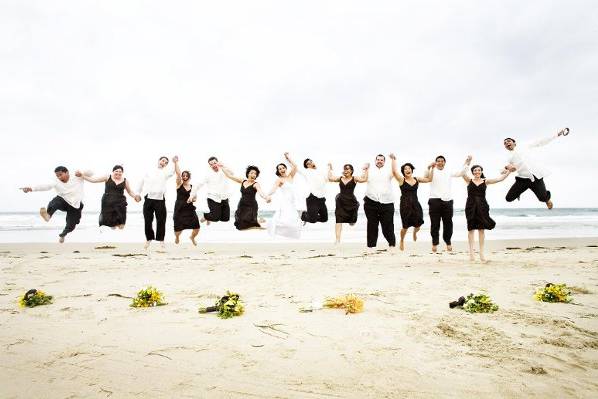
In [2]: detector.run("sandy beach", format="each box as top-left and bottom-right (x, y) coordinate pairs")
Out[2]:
(1, 238), (598, 398)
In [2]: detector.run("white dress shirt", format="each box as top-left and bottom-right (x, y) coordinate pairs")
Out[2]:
(429, 167), (463, 201)
(365, 165), (394, 204)
(191, 168), (229, 202)
(299, 168), (328, 198)
(507, 134), (558, 181)
(33, 174), (88, 208)
(137, 166), (174, 200)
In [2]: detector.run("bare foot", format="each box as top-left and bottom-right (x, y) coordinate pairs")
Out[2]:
(469, 253), (475, 261)
(175, 235), (180, 244)
(206, 220), (211, 226)
(399, 240), (405, 251)
(480, 255), (487, 263)
(190, 236), (197, 246)
(546, 200), (553, 209)
(144, 241), (151, 249)
(117, 225), (125, 230)
(39, 208), (50, 222)
(388, 246), (397, 255)
(159, 241), (166, 250)
(432, 245), (438, 253)
(413, 230), (418, 242)
(58, 236), (65, 243)
(446, 245), (453, 252)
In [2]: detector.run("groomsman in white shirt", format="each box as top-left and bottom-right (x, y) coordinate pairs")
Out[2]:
(363, 154), (396, 251)
(189, 156), (230, 224)
(21, 166), (91, 243)
(137, 155), (176, 248)
(503, 128), (569, 209)
(299, 158), (328, 225)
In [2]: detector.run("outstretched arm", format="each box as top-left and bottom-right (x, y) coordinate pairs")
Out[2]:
(485, 170), (511, 185)
(284, 152), (298, 178)
(220, 164), (244, 184)
(174, 157), (182, 187)
(267, 178), (283, 196)
(528, 128), (568, 149)
(82, 174), (108, 183)
(327, 163), (340, 182)
(354, 163), (369, 183)
(23, 182), (55, 193)
(254, 182), (271, 202)
(389, 153), (404, 184)
(124, 179), (139, 199)
(419, 164), (435, 183)
(460, 155), (473, 183)
(424, 161), (436, 179)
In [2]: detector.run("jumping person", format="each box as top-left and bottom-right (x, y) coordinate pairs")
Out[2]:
(424, 155), (469, 253)
(189, 156), (230, 225)
(137, 155), (176, 249)
(461, 157), (511, 262)
(503, 128), (569, 209)
(173, 157), (200, 245)
(328, 162), (369, 244)
(80, 165), (139, 229)
(390, 155), (433, 251)
(298, 158), (329, 225)
(221, 164), (271, 230)
(267, 152), (302, 239)
(363, 154), (396, 252)
(21, 166), (92, 243)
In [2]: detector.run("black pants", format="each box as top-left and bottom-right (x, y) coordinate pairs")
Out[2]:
(363, 197), (396, 248)
(47, 196), (83, 238)
(204, 198), (230, 222)
(143, 197), (167, 241)
(428, 198), (453, 246)
(505, 176), (551, 203)
(301, 194), (328, 223)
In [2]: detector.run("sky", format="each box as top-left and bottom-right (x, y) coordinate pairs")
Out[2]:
(1, 0), (597, 212)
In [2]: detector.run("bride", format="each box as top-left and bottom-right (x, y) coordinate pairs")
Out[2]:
(267, 152), (302, 239)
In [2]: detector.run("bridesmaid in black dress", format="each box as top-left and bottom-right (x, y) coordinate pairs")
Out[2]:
(220, 164), (271, 230)
(461, 159), (511, 262)
(390, 155), (433, 251)
(328, 162), (369, 244)
(173, 158), (200, 245)
(81, 165), (139, 229)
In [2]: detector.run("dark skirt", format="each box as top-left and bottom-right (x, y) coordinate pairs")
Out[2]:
(173, 200), (200, 231)
(99, 194), (127, 227)
(335, 194), (359, 224)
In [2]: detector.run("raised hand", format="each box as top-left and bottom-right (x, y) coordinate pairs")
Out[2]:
(173, 155), (179, 163)
(465, 155), (473, 164)
(389, 153), (397, 160)
(21, 187), (32, 193)
(428, 162), (436, 169)
(328, 163), (333, 170)
(74, 170), (83, 177)
(558, 127), (570, 136)
(363, 163), (370, 170)
(284, 152), (290, 161)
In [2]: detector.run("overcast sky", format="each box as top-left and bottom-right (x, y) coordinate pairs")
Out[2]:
(1, 0), (597, 212)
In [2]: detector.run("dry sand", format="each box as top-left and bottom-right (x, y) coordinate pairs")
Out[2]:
(1, 238), (598, 398)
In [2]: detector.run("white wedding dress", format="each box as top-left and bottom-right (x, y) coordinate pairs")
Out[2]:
(268, 180), (302, 239)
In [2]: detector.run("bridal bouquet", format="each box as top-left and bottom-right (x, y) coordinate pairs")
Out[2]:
(131, 286), (166, 307)
(534, 283), (572, 303)
(199, 291), (244, 319)
(323, 294), (364, 314)
(19, 289), (53, 308)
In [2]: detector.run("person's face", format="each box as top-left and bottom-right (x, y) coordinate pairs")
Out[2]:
(247, 170), (258, 180)
(375, 156), (385, 168)
(503, 139), (516, 151)
(342, 165), (353, 177)
(113, 169), (123, 180)
(158, 157), (169, 168)
(55, 171), (69, 183)
(472, 167), (483, 178)
(182, 172), (190, 182)
(435, 158), (446, 170)
(306, 160), (315, 169)
(208, 159), (219, 171)
(277, 164), (287, 176)
(403, 165), (413, 176)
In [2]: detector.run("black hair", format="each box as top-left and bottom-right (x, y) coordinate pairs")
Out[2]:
(470, 164), (486, 179)
(504, 137), (516, 143)
(246, 165), (260, 178)
(54, 166), (68, 174)
(303, 158), (311, 169)
(181, 170), (191, 179)
(343, 164), (354, 174)
(435, 155), (446, 162)
(401, 163), (415, 175)
(159, 156), (169, 162)
(112, 165), (124, 172)
(376, 154), (386, 161)
(275, 163), (287, 177)
(208, 156), (218, 163)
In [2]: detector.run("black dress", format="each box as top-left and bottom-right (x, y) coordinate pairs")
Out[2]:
(173, 185), (200, 231)
(99, 177), (127, 227)
(335, 178), (359, 224)
(234, 181), (261, 230)
(465, 180), (496, 231)
(399, 180), (424, 229)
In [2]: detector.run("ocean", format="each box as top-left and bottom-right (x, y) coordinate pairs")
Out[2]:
(0, 208), (597, 244)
